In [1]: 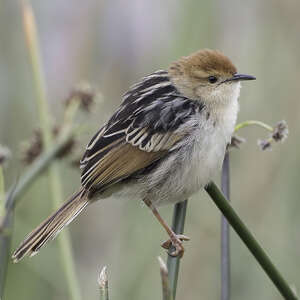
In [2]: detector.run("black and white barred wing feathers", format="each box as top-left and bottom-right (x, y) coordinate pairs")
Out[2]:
(80, 70), (201, 192)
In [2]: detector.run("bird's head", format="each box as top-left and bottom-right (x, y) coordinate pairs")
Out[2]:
(168, 49), (255, 107)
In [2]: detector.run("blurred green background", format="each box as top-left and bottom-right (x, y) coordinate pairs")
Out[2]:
(1, 0), (300, 299)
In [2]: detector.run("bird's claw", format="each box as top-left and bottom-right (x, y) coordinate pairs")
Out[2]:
(161, 234), (190, 258)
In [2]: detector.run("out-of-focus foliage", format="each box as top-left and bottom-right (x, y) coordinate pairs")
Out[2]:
(1, 1), (300, 299)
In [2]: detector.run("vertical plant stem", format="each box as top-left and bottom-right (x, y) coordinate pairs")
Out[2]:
(22, 0), (51, 148)
(22, 2), (81, 300)
(158, 257), (173, 300)
(0, 165), (7, 298)
(221, 152), (230, 300)
(167, 200), (188, 299)
(0, 210), (13, 298)
(0, 187), (12, 299)
(205, 182), (298, 300)
(0, 166), (5, 218)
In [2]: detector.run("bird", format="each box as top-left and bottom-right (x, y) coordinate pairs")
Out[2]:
(12, 49), (255, 262)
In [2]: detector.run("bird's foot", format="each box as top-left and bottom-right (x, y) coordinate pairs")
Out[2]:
(161, 234), (190, 258)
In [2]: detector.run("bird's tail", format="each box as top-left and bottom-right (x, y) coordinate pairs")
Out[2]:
(12, 189), (89, 263)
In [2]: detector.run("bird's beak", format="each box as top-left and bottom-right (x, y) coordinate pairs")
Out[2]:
(225, 73), (256, 83)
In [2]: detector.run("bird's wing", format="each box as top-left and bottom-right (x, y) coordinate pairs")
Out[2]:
(80, 70), (203, 192)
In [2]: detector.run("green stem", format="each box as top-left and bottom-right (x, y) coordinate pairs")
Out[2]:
(22, 0), (52, 149)
(51, 168), (81, 300)
(205, 182), (297, 300)
(235, 120), (273, 133)
(22, 3), (81, 299)
(166, 200), (188, 299)
(220, 153), (230, 300)
(0, 130), (74, 299)
(0, 206), (13, 299)
(6, 131), (74, 212)
(0, 166), (5, 218)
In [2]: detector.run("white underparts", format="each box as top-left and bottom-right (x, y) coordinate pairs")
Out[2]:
(141, 82), (240, 205)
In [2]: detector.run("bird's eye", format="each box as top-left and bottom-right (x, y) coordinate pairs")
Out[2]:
(208, 76), (218, 84)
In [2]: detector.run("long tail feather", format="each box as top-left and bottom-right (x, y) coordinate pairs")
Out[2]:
(12, 189), (89, 263)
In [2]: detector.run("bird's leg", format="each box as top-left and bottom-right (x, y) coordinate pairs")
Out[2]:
(143, 199), (190, 257)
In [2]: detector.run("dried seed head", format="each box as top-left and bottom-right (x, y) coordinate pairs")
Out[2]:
(56, 138), (76, 158)
(272, 120), (288, 142)
(258, 139), (272, 151)
(53, 126), (76, 158)
(257, 120), (288, 151)
(0, 145), (11, 165)
(65, 82), (99, 112)
(21, 129), (43, 164)
(70, 157), (81, 168)
(228, 135), (246, 150)
(22, 127), (76, 164)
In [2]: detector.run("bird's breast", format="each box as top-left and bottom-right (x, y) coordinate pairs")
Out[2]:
(146, 98), (239, 206)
